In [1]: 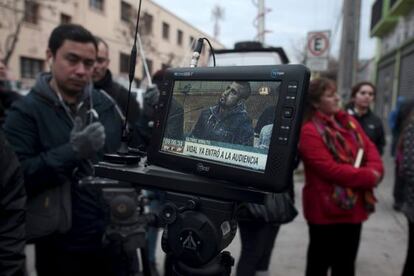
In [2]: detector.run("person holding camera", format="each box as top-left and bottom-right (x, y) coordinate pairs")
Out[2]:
(298, 78), (383, 276)
(3, 24), (124, 276)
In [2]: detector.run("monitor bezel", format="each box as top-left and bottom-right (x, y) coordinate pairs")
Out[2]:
(147, 65), (309, 193)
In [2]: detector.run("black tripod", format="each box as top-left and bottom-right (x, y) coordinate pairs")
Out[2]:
(160, 192), (238, 276)
(105, 222), (152, 276)
(101, 186), (154, 276)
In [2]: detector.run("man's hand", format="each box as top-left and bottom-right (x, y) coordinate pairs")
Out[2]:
(70, 117), (105, 159)
(143, 85), (160, 118)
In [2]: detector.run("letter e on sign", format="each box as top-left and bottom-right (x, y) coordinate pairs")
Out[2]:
(307, 31), (330, 58)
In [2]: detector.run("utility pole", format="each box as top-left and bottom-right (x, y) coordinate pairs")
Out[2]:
(338, 0), (361, 99)
(211, 5), (225, 40)
(258, 0), (265, 44)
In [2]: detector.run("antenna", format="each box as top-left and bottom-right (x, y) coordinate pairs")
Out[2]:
(103, 0), (143, 164)
(123, 0), (143, 140)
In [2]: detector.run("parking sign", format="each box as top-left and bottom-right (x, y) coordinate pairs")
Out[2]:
(306, 30), (331, 71)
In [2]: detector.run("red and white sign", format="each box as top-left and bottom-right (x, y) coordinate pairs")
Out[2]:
(306, 30), (331, 71)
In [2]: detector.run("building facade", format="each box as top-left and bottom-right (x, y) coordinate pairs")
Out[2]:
(370, 0), (414, 127)
(0, 0), (224, 88)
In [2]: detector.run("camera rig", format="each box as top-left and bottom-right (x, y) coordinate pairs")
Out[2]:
(91, 62), (309, 275)
(93, 159), (269, 276)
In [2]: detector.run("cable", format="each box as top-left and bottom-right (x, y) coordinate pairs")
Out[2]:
(201, 37), (216, 67)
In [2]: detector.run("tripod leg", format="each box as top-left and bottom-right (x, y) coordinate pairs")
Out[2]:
(121, 239), (151, 276)
(137, 247), (152, 276)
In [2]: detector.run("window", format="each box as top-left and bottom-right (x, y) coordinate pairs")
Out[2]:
(120, 53), (130, 74)
(189, 36), (195, 48)
(121, 1), (132, 22)
(162, 22), (170, 40)
(89, 0), (104, 11)
(161, 63), (170, 70)
(60, 13), (71, 24)
(177, 29), (183, 46)
(143, 59), (152, 79)
(139, 12), (153, 35)
(24, 0), (39, 24)
(20, 57), (44, 79)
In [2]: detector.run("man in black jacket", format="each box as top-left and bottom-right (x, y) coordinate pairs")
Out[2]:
(0, 130), (26, 276)
(93, 37), (140, 146)
(4, 24), (124, 276)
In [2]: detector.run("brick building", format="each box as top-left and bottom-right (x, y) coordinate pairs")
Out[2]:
(0, 0), (224, 88)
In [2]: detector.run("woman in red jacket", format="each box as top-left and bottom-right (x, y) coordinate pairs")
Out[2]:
(298, 78), (383, 276)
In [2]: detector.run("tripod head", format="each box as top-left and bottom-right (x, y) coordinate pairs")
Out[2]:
(159, 192), (237, 274)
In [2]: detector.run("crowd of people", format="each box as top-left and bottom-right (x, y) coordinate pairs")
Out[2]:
(0, 22), (413, 276)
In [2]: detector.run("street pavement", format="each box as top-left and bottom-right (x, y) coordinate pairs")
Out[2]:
(26, 147), (408, 276)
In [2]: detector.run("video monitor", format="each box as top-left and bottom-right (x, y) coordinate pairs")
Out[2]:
(148, 65), (309, 193)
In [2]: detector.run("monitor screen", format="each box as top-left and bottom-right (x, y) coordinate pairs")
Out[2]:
(160, 80), (281, 172)
(148, 65), (309, 193)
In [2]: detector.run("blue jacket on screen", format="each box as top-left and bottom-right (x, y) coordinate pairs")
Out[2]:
(191, 102), (254, 146)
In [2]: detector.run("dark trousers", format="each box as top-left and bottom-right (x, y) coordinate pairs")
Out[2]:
(393, 166), (405, 209)
(403, 219), (414, 276)
(236, 221), (280, 276)
(35, 241), (128, 276)
(305, 223), (362, 276)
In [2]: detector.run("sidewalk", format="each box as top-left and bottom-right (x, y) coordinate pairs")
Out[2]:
(26, 151), (407, 276)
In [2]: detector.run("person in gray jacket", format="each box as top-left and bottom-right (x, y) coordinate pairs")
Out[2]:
(4, 24), (124, 276)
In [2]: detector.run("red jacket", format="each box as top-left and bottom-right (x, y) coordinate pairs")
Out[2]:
(298, 111), (384, 224)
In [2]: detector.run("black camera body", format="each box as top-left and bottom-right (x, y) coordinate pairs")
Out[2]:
(79, 177), (154, 244)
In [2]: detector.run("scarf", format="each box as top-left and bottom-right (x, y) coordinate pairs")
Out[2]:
(312, 111), (376, 212)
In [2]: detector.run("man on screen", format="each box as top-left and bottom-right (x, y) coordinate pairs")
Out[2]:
(190, 81), (254, 146)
